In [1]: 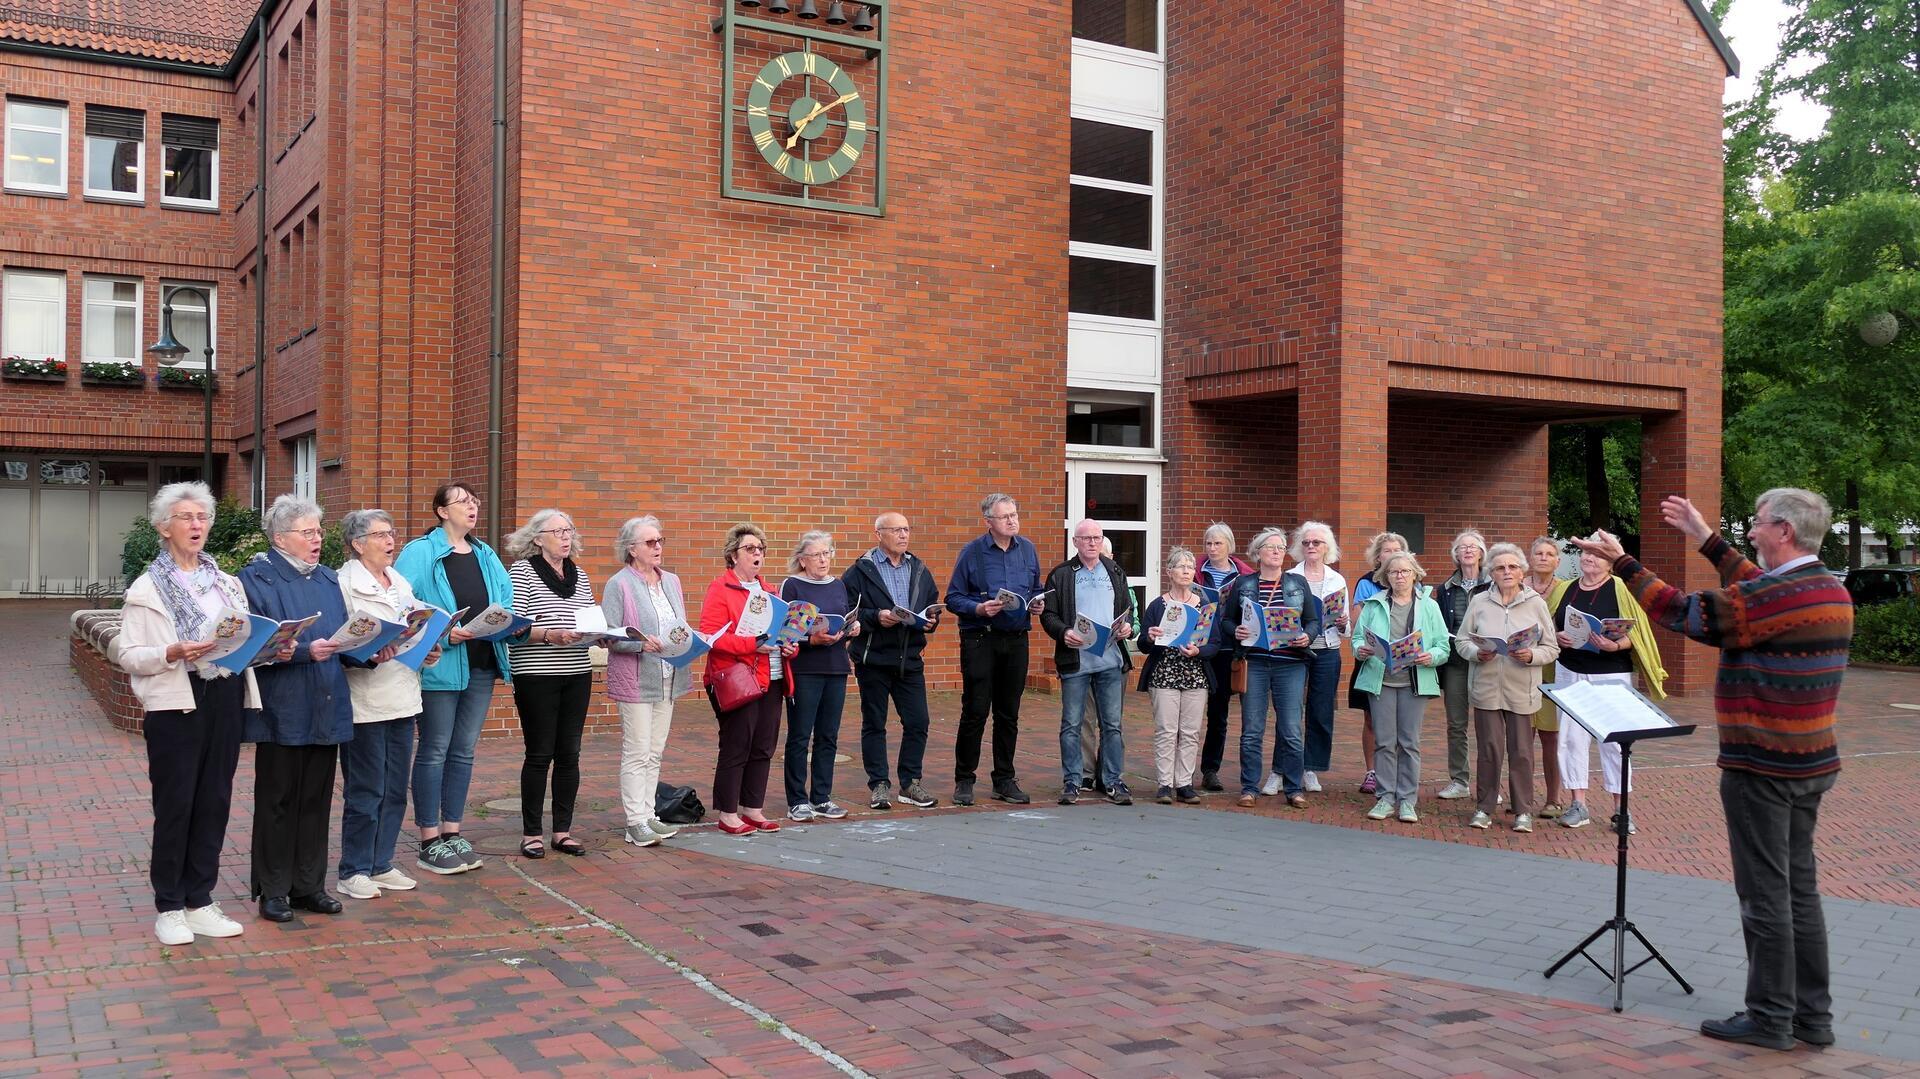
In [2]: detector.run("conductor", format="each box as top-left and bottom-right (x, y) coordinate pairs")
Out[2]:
(1570, 488), (1852, 1052)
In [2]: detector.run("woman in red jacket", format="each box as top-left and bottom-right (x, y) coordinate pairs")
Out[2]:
(700, 524), (799, 835)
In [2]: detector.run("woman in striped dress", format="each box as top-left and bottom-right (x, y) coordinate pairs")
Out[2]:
(506, 509), (593, 858)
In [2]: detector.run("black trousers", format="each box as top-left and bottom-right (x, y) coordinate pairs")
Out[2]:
(1200, 650), (1236, 775)
(857, 665), (930, 789)
(515, 672), (593, 835)
(713, 680), (784, 813)
(145, 673), (245, 912)
(252, 741), (338, 901)
(1722, 768), (1838, 1034)
(955, 631), (1028, 786)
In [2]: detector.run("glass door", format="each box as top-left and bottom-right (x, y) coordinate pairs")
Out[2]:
(1064, 460), (1161, 618)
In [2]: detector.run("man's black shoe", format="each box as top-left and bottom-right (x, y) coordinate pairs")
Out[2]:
(291, 892), (344, 915)
(953, 781), (975, 806)
(1176, 785), (1202, 804)
(1201, 771), (1224, 792)
(1700, 1013), (1793, 1051)
(992, 781), (1031, 805)
(1793, 1022), (1835, 1047)
(1106, 781), (1133, 806)
(1080, 777), (1095, 792)
(258, 896), (294, 923)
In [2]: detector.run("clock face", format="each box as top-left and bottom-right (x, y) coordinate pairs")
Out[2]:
(744, 51), (869, 186)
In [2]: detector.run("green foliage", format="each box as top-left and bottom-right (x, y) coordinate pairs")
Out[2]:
(1851, 597), (1920, 665)
(1773, 0), (1920, 209)
(119, 499), (264, 581)
(1547, 421), (1642, 540)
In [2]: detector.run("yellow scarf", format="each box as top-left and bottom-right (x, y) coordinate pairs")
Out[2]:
(1537, 576), (1668, 728)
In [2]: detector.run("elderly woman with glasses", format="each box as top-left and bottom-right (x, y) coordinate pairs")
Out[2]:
(1453, 542), (1561, 834)
(119, 481), (277, 945)
(505, 509), (593, 858)
(238, 494), (356, 924)
(700, 524), (799, 835)
(781, 531), (861, 822)
(600, 515), (691, 848)
(1286, 521), (1348, 795)
(1222, 527), (1321, 808)
(334, 509), (438, 900)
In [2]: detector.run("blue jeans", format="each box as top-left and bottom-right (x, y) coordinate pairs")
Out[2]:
(1299, 647), (1343, 772)
(1242, 657), (1306, 795)
(785, 673), (847, 807)
(414, 672), (495, 829)
(1059, 667), (1125, 788)
(340, 716), (416, 878)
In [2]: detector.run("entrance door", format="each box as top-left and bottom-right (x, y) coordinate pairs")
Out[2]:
(1064, 460), (1161, 618)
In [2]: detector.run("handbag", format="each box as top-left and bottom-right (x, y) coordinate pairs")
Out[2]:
(1230, 657), (1248, 695)
(707, 659), (766, 714)
(654, 781), (706, 824)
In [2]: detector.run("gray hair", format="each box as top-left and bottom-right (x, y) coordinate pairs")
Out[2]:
(1364, 531), (1409, 570)
(1485, 542), (1527, 570)
(505, 508), (580, 562)
(1757, 487), (1832, 553)
(1165, 545), (1196, 571)
(1451, 529), (1488, 572)
(264, 493), (324, 537)
(1248, 527), (1289, 560)
(1381, 551), (1427, 583)
(1530, 534), (1560, 555)
(1204, 522), (1236, 551)
(149, 481), (215, 528)
(980, 493), (1016, 518)
(340, 508), (394, 557)
(1288, 520), (1341, 564)
(723, 522), (767, 566)
(873, 512), (906, 531)
(616, 515), (663, 565)
(789, 530), (834, 573)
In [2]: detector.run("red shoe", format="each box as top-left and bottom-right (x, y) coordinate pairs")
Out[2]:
(717, 819), (757, 836)
(749, 818), (782, 832)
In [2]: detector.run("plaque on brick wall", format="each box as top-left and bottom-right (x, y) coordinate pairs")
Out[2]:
(716, 0), (887, 216)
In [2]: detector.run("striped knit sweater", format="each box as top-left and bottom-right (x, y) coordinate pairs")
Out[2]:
(1614, 536), (1851, 779)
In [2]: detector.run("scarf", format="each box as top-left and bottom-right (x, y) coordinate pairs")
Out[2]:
(149, 551), (247, 677)
(529, 554), (578, 599)
(280, 548), (320, 577)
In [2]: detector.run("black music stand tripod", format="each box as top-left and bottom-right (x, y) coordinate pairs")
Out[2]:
(1541, 685), (1696, 1012)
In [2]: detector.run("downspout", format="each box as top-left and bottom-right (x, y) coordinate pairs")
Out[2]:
(485, 0), (507, 546)
(252, 10), (270, 509)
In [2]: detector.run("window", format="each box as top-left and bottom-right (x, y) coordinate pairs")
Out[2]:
(1069, 257), (1155, 320)
(84, 106), (143, 201)
(291, 437), (316, 501)
(161, 115), (218, 207)
(1067, 390), (1154, 448)
(5, 99), (67, 194)
(2, 271), (66, 360)
(160, 283), (215, 369)
(1069, 118), (1158, 322)
(82, 278), (140, 364)
(1073, 0), (1158, 53)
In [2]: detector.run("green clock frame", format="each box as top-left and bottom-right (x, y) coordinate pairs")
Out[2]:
(717, 2), (888, 216)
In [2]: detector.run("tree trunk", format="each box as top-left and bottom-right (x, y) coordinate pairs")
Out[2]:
(1584, 427), (1612, 533)
(1847, 477), (1862, 570)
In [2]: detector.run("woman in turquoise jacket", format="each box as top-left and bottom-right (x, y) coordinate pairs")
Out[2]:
(1351, 551), (1451, 824)
(392, 482), (516, 876)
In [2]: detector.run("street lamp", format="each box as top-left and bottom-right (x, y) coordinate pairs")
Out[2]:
(147, 287), (215, 489)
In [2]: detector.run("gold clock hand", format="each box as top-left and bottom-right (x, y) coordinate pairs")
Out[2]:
(784, 92), (861, 150)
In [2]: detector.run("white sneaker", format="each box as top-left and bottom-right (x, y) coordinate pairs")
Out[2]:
(1260, 772), (1283, 797)
(1468, 811), (1493, 830)
(1303, 771), (1323, 793)
(370, 868), (417, 891)
(623, 824), (661, 847)
(788, 803), (816, 822)
(1366, 796), (1394, 820)
(1397, 801), (1419, 823)
(646, 818), (682, 839)
(183, 902), (243, 938)
(1513, 813), (1534, 834)
(336, 874), (381, 900)
(1437, 780), (1471, 800)
(154, 909), (193, 946)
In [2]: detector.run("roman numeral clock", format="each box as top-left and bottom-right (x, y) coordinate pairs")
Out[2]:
(716, 0), (887, 216)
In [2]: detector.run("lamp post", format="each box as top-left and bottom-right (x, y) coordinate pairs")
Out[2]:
(147, 287), (215, 490)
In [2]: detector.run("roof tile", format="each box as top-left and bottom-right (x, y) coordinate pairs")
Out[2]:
(0, 0), (253, 68)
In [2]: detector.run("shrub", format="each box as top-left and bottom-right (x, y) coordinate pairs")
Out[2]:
(119, 498), (264, 581)
(1852, 597), (1920, 666)
(82, 361), (143, 384)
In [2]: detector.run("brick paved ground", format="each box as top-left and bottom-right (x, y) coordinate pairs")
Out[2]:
(7, 600), (1919, 1076)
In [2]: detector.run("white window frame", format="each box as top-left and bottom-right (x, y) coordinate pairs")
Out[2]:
(161, 136), (219, 210)
(1066, 385), (1161, 456)
(1068, 108), (1162, 327)
(291, 437), (316, 501)
(81, 277), (142, 366)
(1071, 1), (1165, 60)
(83, 124), (144, 204)
(2, 270), (67, 361)
(5, 99), (68, 196)
(159, 282), (217, 370)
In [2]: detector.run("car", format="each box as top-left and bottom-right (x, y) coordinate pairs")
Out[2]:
(1844, 565), (1920, 608)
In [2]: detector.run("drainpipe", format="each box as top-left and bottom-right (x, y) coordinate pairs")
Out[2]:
(252, 10), (270, 510)
(485, 0), (508, 547)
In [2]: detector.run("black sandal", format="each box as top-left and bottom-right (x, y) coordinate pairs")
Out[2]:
(553, 835), (587, 856)
(520, 838), (546, 859)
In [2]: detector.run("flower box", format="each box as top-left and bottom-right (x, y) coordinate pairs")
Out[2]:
(81, 362), (144, 387)
(156, 368), (213, 392)
(2, 356), (68, 382)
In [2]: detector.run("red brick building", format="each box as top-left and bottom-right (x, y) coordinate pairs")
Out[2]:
(0, 0), (1733, 689)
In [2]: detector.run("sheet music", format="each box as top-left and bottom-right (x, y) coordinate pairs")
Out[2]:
(1547, 680), (1678, 741)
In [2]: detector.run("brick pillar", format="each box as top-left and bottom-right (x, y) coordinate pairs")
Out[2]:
(1639, 397), (1722, 696)
(1296, 343), (1388, 545)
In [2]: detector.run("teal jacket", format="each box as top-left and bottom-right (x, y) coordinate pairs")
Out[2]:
(393, 527), (516, 691)
(1352, 589), (1452, 696)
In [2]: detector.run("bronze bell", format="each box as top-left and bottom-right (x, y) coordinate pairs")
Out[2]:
(768, 0), (790, 12)
(850, 4), (873, 31)
(796, 0), (819, 18)
(826, 1), (847, 24)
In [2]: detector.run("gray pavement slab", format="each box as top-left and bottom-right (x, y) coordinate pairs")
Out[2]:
(678, 804), (1920, 1061)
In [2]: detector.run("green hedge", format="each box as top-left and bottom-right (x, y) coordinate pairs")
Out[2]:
(1852, 597), (1920, 666)
(119, 500), (347, 581)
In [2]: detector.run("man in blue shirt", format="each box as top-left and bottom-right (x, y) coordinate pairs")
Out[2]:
(1039, 519), (1136, 805)
(944, 493), (1044, 805)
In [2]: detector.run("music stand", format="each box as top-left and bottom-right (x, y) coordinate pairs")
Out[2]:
(1540, 679), (1697, 1012)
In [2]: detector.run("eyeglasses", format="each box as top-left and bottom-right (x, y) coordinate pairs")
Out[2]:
(362, 529), (397, 543)
(446, 496), (480, 507)
(279, 528), (324, 540)
(538, 527), (578, 537)
(737, 544), (767, 554)
(636, 537), (664, 548)
(169, 512), (213, 525)
(1301, 539), (1326, 547)
(1074, 535), (1104, 544)
(987, 512), (1019, 522)
(877, 526), (911, 535)
(804, 549), (835, 558)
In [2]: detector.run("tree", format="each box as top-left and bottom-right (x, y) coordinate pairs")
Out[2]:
(1774, 0), (1920, 208)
